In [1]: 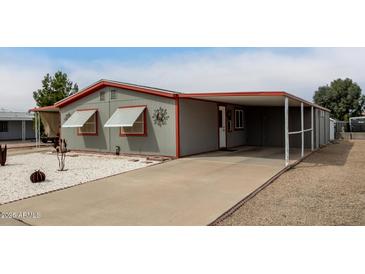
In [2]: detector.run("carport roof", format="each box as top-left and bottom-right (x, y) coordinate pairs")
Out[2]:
(179, 91), (330, 111)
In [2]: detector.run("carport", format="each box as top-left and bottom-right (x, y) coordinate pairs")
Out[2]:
(30, 106), (60, 146)
(179, 92), (330, 166)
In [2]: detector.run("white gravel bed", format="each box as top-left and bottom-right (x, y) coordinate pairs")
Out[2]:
(0, 152), (158, 204)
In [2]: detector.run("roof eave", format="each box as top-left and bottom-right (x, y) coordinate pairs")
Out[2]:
(29, 106), (60, 112)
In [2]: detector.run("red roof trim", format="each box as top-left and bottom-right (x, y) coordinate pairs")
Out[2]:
(54, 80), (176, 108)
(29, 106), (59, 112)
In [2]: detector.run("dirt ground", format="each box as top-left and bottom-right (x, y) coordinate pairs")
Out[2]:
(217, 140), (365, 226)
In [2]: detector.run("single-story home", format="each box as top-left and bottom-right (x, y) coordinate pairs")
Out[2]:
(0, 110), (35, 141)
(31, 79), (330, 166)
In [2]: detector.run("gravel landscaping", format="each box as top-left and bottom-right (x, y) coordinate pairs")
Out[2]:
(217, 140), (365, 226)
(0, 152), (158, 204)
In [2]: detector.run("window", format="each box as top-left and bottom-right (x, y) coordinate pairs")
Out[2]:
(77, 112), (97, 135)
(235, 109), (244, 129)
(100, 91), (105, 101)
(110, 90), (117, 100)
(0, 121), (8, 132)
(120, 110), (146, 136)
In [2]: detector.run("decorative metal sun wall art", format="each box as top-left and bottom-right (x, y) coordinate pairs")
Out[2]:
(152, 107), (170, 126)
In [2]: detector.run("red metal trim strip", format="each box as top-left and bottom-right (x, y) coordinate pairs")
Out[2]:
(29, 105), (59, 112)
(179, 91), (286, 97)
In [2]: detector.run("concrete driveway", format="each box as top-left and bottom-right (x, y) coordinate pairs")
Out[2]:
(0, 147), (304, 225)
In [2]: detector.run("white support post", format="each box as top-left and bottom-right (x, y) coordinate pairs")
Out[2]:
(285, 97), (289, 166)
(38, 112), (41, 148)
(301, 102), (304, 158)
(34, 113), (38, 147)
(311, 106), (314, 151)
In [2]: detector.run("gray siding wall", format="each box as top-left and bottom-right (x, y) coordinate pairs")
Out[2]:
(246, 107), (285, 147)
(179, 100), (247, 156)
(226, 105), (247, 148)
(179, 99), (218, 156)
(60, 87), (176, 157)
(246, 106), (313, 148)
(0, 121), (34, 140)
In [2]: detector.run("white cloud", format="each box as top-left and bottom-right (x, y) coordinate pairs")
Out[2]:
(1, 48), (365, 111)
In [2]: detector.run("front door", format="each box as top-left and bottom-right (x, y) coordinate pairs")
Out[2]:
(218, 106), (226, 148)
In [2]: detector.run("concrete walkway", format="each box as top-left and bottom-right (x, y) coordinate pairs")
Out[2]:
(0, 147), (305, 225)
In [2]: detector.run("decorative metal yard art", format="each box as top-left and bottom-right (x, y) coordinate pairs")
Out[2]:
(116, 146), (121, 156)
(56, 139), (68, 171)
(152, 107), (169, 126)
(30, 170), (46, 183)
(0, 145), (7, 166)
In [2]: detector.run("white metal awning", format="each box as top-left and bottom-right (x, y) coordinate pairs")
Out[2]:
(104, 106), (145, 128)
(62, 109), (96, 128)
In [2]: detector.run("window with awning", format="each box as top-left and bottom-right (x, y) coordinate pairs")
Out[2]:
(62, 109), (98, 135)
(78, 114), (97, 135)
(62, 109), (97, 128)
(104, 106), (146, 136)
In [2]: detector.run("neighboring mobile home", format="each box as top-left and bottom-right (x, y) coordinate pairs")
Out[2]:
(0, 110), (35, 141)
(31, 80), (330, 165)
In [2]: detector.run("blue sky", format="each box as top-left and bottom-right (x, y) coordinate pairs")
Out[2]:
(0, 47), (364, 111)
(5, 47), (310, 63)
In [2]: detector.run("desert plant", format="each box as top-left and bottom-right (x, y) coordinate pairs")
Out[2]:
(0, 145), (7, 166)
(30, 170), (46, 183)
(56, 139), (68, 171)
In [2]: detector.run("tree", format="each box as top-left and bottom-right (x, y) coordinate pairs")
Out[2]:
(313, 78), (365, 121)
(33, 71), (79, 107)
